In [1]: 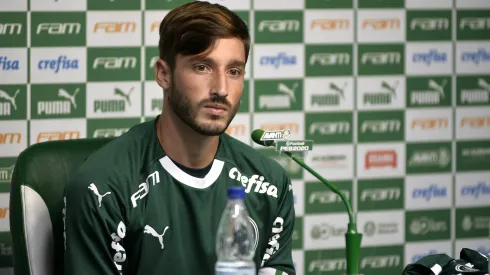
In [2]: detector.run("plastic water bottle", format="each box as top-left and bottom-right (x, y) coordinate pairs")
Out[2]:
(215, 186), (256, 275)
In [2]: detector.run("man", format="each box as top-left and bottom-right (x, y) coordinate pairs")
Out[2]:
(63, 2), (296, 275)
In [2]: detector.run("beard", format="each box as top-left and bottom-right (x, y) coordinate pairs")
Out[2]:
(167, 82), (240, 136)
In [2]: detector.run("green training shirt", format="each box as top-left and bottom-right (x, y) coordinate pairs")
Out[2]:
(63, 117), (296, 275)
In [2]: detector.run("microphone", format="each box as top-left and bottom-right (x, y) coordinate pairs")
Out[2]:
(251, 129), (363, 275)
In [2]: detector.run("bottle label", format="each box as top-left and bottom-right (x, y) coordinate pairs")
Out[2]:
(215, 267), (256, 275)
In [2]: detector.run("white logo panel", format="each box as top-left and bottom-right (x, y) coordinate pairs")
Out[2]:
(292, 250), (304, 275)
(144, 82), (163, 117)
(456, 0), (490, 8)
(30, 119), (86, 145)
(406, 43), (452, 76)
(0, 193), (9, 232)
(304, 77), (354, 112)
(456, 42), (490, 75)
(304, 213), (349, 249)
(0, 0), (27, 11)
(30, 0), (86, 11)
(406, 0), (452, 8)
(0, 120), (27, 157)
(405, 174), (452, 210)
(357, 143), (405, 179)
(456, 107), (490, 140)
(304, 10), (354, 44)
(358, 10), (405, 43)
(405, 241), (452, 266)
(226, 113), (250, 146)
(292, 180), (304, 217)
(357, 76), (406, 110)
(456, 172), (490, 207)
(30, 48), (86, 84)
(0, 48), (27, 84)
(358, 210), (404, 247)
(144, 11), (169, 47)
(253, 44), (304, 79)
(252, 112), (304, 149)
(406, 108), (452, 141)
(254, 0), (303, 10)
(304, 144), (354, 181)
(87, 82), (142, 118)
(87, 12), (142, 46)
(197, 0), (251, 10)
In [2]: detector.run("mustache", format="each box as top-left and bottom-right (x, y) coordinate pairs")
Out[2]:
(199, 95), (232, 108)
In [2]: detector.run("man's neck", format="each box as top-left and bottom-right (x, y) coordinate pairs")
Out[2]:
(157, 107), (220, 169)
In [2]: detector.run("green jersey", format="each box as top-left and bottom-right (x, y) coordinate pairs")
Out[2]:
(63, 117), (296, 275)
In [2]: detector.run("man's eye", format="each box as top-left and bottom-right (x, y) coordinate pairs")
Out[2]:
(195, 65), (207, 71)
(229, 69), (241, 76)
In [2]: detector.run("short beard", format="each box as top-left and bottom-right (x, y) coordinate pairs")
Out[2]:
(167, 82), (240, 136)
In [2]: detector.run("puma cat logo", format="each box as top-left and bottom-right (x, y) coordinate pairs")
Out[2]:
(88, 183), (111, 207)
(143, 225), (169, 250)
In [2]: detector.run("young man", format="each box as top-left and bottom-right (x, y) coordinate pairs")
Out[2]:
(63, 2), (296, 275)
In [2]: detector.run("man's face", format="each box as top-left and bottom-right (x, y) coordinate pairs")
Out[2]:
(157, 37), (246, 136)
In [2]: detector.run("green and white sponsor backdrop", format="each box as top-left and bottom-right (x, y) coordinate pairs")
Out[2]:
(1, 0), (490, 274)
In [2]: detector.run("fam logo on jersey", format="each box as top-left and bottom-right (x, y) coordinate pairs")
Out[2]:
(358, 11), (404, 42)
(0, 85), (26, 120)
(306, 112), (352, 144)
(229, 167), (278, 198)
(305, 10), (353, 43)
(254, 45), (303, 79)
(457, 76), (490, 106)
(30, 84), (86, 119)
(88, 47), (140, 81)
(254, 80), (303, 112)
(407, 10), (452, 41)
(305, 180), (352, 213)
(0, 12), (26, 48)
(358, 179), (403, 211)
(87, 11), (141, 46)
(357, 77), (405, 109)
(358, 111), (404, 142)
(407, 77), (451, 107)
(457, 10), (490, 40)
(255, 11), (302, 43)
(31, 12), (85, 47)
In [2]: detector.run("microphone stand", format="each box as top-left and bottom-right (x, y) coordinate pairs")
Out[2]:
(282, 151), (362, 275)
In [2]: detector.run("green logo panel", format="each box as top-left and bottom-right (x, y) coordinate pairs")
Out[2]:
(292, 217), (303, 250)
(456, 207), (490, 238)
(254, 79), (303, 112)
(406, 142), (452, 174)
(456, 140), (490, 172)
(0, 12), (27, 47)
(306, 0), (353, 8)
(305, 44), (353, 77)
(87, 118), (141, 138)
(31, 12), (86, 47)
(238, 80), (250, 113)
(305, 112), (353, 144)
(406, 76), (452, 108)
(358, 178), (404, 211)
(88, 0), (140, 10)
(305, 180), (352, 214)
(0, 85), (27, 120)
(407, 10), (452, 41)
(255, 11), (303, 44)
(145, 47), (159, 81)
(88, 47), (141, 81)
(256, 148), (302, 179)
(304, 248), (347, 275)
(457, 10), (490, 40)
(358, 44), (405, 75)
(359, 0), (404, 8)
(456, 75), (490, 106)
(146, 0), (192, 10)
(358, 110), (405, 142)
(30, 84), (86, 119)
(0, 232), (12, 267)
(406, 209), (451, 242)
(0, 158), (16, 192)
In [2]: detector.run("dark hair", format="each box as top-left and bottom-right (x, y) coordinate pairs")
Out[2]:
(158, 2), (250, 71)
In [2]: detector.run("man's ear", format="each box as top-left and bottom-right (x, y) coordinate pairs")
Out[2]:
(155, 59), (171, 89)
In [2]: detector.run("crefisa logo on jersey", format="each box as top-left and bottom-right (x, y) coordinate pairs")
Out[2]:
(38, 55), (79, 73)
(0, 56), (20, 71)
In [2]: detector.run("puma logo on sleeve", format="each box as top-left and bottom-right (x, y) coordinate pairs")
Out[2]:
(88, 183), (112, 207)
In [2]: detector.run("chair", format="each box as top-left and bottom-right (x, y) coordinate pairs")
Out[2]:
(9, 138), (115, 275)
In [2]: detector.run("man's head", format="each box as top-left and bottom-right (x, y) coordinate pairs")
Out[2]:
(155, 1), (250, 136)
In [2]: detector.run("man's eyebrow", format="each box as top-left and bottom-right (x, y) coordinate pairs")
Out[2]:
(188, 57), (246, 68)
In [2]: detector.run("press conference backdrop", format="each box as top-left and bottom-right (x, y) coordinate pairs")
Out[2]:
(1, 0), (490, 274)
